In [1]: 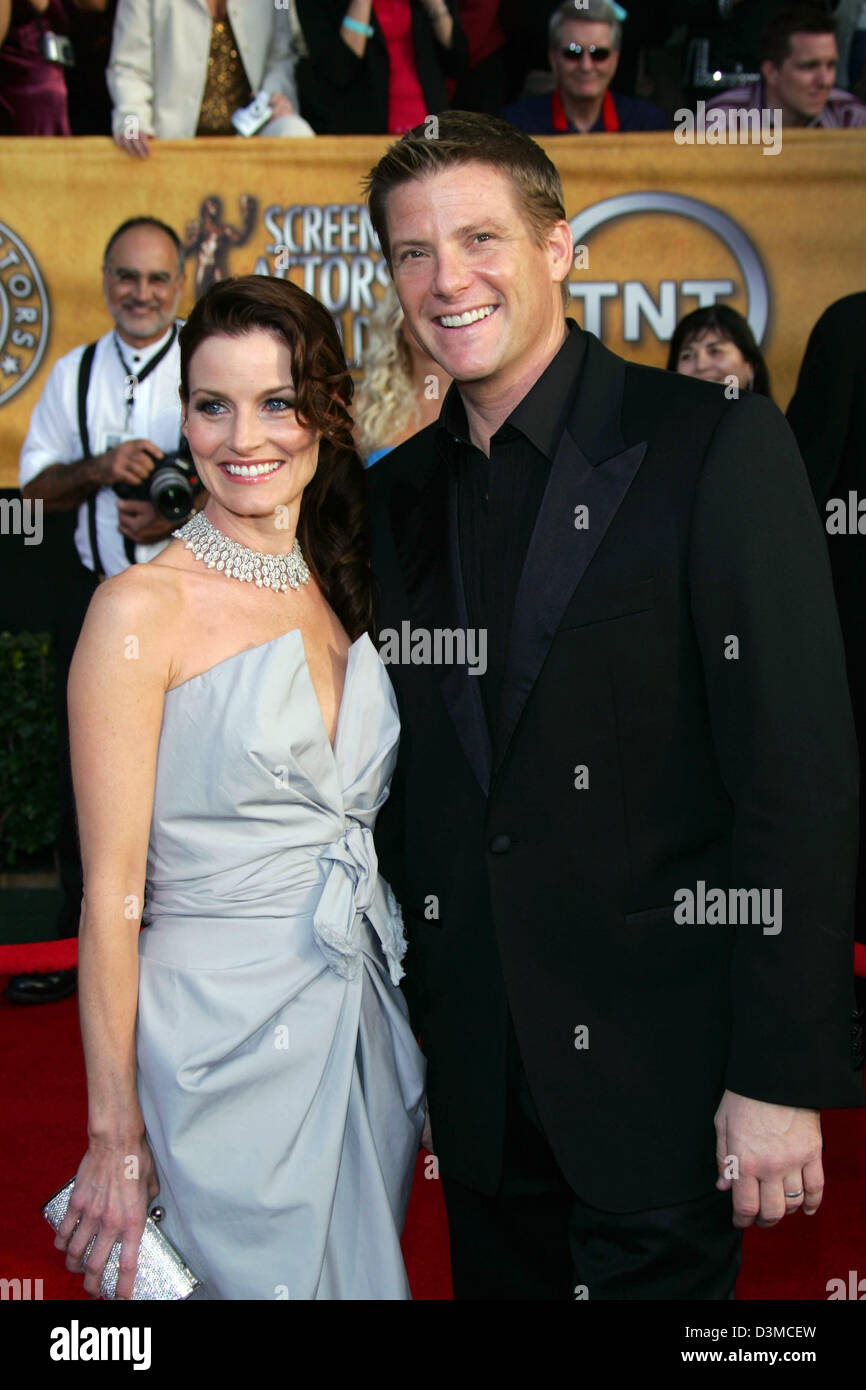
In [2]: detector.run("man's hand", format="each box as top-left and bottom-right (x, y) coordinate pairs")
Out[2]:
(115, 499), (176, 545)
(268, 92), (296, 119)
(113, 129), (152, 159)
(715, 1089), (823, 1228)
(99, 439), (161, 489)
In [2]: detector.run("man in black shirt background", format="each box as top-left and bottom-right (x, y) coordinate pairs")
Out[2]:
(363, 112), (863, 1299)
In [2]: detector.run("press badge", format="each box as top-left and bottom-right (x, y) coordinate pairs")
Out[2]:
(100, 429), (138, 453)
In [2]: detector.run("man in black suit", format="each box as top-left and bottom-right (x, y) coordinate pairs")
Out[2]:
(363, 112), (864, 1300)
(787, 292), (866, 1014)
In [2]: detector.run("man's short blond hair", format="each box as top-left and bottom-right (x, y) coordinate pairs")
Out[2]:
(363, 111), (572, 310)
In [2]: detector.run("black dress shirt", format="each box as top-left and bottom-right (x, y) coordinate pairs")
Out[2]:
(437, 321), (584, 738)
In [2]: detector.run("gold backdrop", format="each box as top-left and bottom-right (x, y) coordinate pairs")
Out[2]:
(1, 131), (864, 487)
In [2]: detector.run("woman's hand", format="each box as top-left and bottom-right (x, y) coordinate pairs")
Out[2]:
(268, 91), (296, 119)
(64, 571), (172, 1299)
(54, 1138), (159, 1300)
(421, 1100), (434, 1153)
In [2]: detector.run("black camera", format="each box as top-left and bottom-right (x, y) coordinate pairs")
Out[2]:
(113, 444), (200, 522)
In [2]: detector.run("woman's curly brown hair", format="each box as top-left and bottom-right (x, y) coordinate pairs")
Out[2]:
(178, 275), (373, 640)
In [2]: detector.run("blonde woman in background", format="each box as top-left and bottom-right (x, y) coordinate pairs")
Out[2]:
(354, 282), (451, 466)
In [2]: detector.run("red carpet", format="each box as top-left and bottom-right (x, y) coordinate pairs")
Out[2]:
(1, 976), (862, 1301)
(0, 937), (78, 976)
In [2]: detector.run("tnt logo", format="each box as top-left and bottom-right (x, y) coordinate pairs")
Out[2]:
(568, 193), (768, 348)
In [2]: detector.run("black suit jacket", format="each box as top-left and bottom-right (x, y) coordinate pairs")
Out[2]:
(787, 292), (866, 939)
(369, 324), (864, 1212)
(295, 0), (469, 135)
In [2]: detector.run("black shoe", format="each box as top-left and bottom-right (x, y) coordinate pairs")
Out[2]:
(3, 967), (78, 1005)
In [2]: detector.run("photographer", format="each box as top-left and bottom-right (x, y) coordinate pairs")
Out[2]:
(8, 216), (203, 1006)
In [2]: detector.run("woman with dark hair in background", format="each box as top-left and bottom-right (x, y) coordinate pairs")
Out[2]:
(52, 275), (426, 1300)
(667, 303), (772, 398)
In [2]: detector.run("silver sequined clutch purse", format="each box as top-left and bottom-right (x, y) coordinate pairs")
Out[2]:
(42, 1180), (201, 1300)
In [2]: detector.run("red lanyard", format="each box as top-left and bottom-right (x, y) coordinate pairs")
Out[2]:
(552, 86), (620, 133)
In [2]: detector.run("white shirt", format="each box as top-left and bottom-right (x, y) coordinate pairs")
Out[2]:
(19, 322), (184, 576)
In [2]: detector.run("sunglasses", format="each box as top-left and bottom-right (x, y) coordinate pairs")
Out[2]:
(560, 43), (613, 63)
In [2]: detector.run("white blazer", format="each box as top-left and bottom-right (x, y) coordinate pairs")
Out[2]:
(107, 0), (304, 139)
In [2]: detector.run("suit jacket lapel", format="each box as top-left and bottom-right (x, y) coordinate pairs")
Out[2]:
(493, 336), (648, 775)
(389, 439), (492, 795)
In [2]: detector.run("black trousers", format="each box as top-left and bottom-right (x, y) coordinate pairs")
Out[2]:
(440, 1012), (742, 1300)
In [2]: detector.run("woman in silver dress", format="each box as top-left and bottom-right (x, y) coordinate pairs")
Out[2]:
(54, 275), (426, 1299)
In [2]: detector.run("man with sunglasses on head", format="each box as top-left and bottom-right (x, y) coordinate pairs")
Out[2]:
(502, 0), (667, 133)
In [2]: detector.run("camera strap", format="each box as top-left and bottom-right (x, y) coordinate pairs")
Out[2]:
(112, 323), (178, 427)
(78, 327), (178, 576)
(76, 341), (119, 579)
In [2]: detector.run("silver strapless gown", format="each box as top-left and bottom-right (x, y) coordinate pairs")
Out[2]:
(135, 630), (426, 1300)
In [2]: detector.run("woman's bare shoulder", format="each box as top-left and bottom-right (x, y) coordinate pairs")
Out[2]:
(90, 554), (190, 621)
(74, 559), (191, 680)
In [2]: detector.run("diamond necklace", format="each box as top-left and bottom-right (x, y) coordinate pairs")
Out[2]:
(172, 510), (311, 592)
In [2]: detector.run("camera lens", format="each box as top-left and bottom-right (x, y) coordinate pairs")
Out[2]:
(148, 460), (195, 521)
(154, 482), (194, 520)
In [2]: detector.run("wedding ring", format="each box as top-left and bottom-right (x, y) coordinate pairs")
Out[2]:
(784, 1189), (803, 1198)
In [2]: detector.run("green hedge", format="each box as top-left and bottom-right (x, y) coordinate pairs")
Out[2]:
(0, 631), (60, 868)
